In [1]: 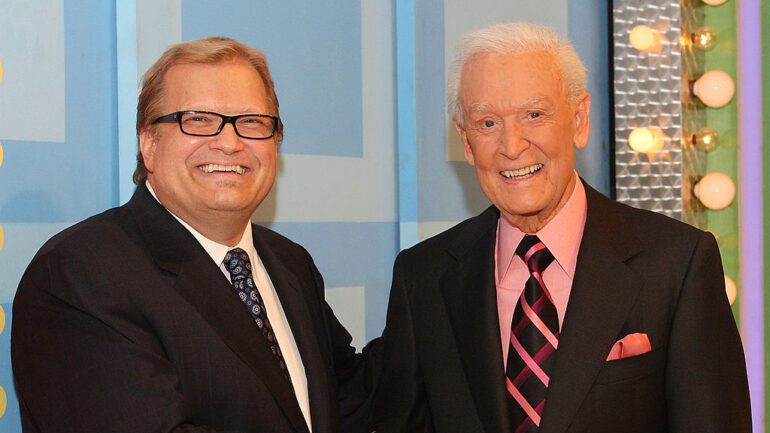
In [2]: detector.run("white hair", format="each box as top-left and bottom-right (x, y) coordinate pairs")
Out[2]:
(447, 22), (587, 125)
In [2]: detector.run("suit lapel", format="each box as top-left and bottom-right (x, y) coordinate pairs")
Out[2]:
(127, 186), (309, 433)
(538, 183), (644, 433)
(439, 207), (512, 433)
(254, 228), (333, 433)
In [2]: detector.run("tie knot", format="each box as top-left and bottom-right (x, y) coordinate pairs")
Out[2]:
(515, 235), (554, 274)
(224, 248), (252, 282)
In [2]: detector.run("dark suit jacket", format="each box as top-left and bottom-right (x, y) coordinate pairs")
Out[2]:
(11, 184), (375, 433)
(376, 182), (751, 433)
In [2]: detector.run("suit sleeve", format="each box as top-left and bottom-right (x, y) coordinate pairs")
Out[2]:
(664, 231), (752, 432)
(11, 252), (244, 433)
(374, 252), (433, 433)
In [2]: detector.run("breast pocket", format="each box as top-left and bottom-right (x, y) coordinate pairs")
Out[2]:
(569, 349), (667, 432)
(594, 348), (664, 384)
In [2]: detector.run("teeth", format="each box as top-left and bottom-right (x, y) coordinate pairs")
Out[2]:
(199, 164), (246, 174)
(501, 164), (543, 179)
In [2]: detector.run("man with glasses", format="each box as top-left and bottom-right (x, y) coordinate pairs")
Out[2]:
(12, 37), (376, 433)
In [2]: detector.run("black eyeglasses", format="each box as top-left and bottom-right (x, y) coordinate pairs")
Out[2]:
(152, 111), (279, 139)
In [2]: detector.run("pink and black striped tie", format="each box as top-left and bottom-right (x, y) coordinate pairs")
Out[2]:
(505, 235), (558, 433)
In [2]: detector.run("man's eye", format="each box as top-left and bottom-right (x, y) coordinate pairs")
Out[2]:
(484, 120), (495, 128)
(528, 112), (541, 119)
(185, 115), (213, 123)
(240, 117), (267, 126)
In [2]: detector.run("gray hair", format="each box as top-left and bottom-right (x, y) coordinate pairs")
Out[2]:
(447, 22), (587, 125)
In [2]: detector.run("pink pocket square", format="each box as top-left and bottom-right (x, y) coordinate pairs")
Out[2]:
(606, 333), (652, 361)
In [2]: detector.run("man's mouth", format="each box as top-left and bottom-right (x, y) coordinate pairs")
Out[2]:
(198, 164), (246, 175)
(500, 163), (543, 180)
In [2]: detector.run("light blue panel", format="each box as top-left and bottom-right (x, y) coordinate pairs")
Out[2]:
(0, 1), (118, 222)
(116, 0), (138, 205)
(266, 222), (398, 341)
(569, 0), (611, 196)
(181, 0), (363, 158)
(0, 304), (20, 432)
(399, 222), (418, 251)
(396, 0), (419, 233)
(0, 223), (72, 304)
(0, 0), (65, 143)
(325, 286), (366, 350)
(415, 0), (492, 222)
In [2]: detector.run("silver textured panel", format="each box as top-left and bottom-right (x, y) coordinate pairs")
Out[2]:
(612, 0), (707, 228)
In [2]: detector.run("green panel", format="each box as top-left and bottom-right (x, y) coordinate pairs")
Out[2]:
(704, 2), (739, 318)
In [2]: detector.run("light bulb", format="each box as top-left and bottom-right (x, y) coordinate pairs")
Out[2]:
(693, 172), (736, 210)
(692, 26), (717, 51)
(725, 275), (736, 305)
(629, 25), (659, 51)
(692, 70), (735, 108)
(628, 127), (664, 153)
(693, 127), (720, 152)
(702, 0), (728, 5)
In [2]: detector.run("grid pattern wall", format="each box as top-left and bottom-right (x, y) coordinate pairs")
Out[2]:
(612, 0), (684, 220)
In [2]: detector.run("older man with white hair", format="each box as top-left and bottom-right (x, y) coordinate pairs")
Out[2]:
(376, 22), (750, 433)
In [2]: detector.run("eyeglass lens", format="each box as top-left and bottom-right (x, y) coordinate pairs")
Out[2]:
(180, 112), (275, 139)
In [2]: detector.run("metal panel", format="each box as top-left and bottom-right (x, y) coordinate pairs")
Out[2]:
(612, 0), (707, 227)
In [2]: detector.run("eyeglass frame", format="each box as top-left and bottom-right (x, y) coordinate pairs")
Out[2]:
(152, 110), (279, 139)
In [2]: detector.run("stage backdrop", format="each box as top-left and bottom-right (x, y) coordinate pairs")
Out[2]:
(0, 0), (609, 430)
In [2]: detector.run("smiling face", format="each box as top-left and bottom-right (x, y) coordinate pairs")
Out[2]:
(455, 50), (591, 233)
(139, 59), (277, 244)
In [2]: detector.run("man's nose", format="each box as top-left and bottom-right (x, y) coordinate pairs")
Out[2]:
(210, 122), (244, 154)
(498, 122), (529, 159)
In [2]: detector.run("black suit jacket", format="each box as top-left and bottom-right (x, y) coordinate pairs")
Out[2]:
(376, 182), (751, 433)
(12, 184), (375, 433)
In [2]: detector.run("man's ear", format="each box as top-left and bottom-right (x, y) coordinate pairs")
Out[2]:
(573, 92), (591, 150)
(454, 119), (475, 166)
(138, 128), (158, 172)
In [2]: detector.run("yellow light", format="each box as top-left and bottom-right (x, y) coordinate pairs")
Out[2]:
(628, 127), (664, 153)
(692, 26), (717, 51)
(629, 25), (659, 51)
(0, 386), (6, 418)
(693, 127), (720, 152)
(702, 0), (728, 5)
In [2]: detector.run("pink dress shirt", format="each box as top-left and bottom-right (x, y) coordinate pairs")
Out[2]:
(496, 175), (588, 368)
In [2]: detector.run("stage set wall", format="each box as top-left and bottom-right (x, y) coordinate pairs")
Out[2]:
(4, 0), (762, 431)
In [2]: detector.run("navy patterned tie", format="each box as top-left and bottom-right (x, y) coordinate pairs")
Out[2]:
(505, 235), (558, 433)
(224, 248), (291, 382)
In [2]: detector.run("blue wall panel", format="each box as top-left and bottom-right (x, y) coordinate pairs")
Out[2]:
(181, 0), (363, 158)
(267, 222), (398, 339)
(0, 1), (118, 223)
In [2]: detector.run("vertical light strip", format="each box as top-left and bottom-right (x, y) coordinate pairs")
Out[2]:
(396, 0), (418, 250)
(737, 0), (764, 430)
(116, 0), (138, 204)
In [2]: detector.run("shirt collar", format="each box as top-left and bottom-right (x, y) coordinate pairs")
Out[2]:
(496, 173), (587, 282)
(145, 181), (254, 266)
